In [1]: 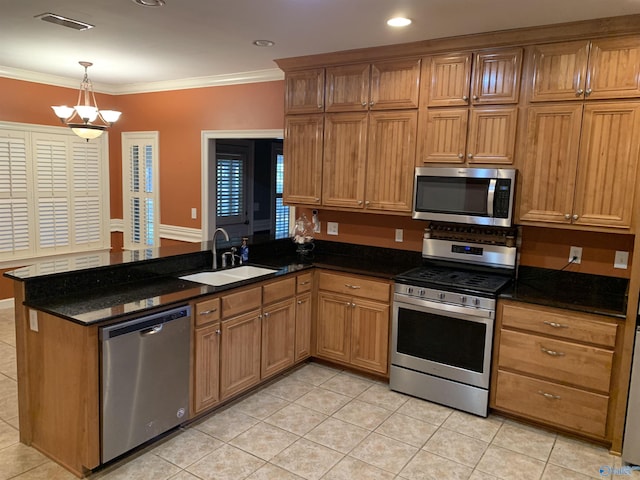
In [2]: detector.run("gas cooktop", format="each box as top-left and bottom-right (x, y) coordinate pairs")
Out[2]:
(396, 264), (513, 295)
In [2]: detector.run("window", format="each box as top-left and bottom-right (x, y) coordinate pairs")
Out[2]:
(122, 133), (159, 250)
(0, 125), (109, 263)
(274, 145), (290, 239)
(215, 146), (247, 226)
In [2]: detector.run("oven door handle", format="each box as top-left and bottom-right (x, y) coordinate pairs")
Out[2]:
(393, 294), (494, 321)
(487, 178), (496, 217)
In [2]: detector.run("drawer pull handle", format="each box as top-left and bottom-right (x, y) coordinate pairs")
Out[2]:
(543, 321), (568, 329)
(541, 346), (565, 357)
(345, 284), (361, 289)
(299, 281), (310, 285)
(199, 308), (217, 315)
(537, 390), (561, 400)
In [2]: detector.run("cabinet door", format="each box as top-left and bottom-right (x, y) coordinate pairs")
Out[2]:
(417, 108), (468, 164)
(283, 114), (324, 205)
(325, 64), (371, 112)
(322, 112), (368, 208)
(316, 292), (351, 363)
(295, 292), (312, 362)
(466, 106), (518, 164)
(587, 36), (640, 100)
(518, 104), (582, 224)
(261, 299), (296, 379)
(370, 58), (421, 110)
(423, 53), (472, 107)
(527, 41), (590, 102)
(573, 102), (640, 228)
(350, 298), (390, 375)
(220, 310), (261, 401)
(193, 323), (221, 414)
(471, 48), (523, 104)
(285, 69), (325, 114)
(365, 110), (417, 211)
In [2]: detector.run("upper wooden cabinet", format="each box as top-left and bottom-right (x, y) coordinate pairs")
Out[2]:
(518, 101), (640, 229)
(283, 114), (324, 206)
(285, 68), (325, 114)
(325, 59), (421, 112)
(527, 36), (640, 102)
(422, 47), (523, 107)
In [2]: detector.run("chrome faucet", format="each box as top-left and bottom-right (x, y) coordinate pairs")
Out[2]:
(211, 227), (230, 269)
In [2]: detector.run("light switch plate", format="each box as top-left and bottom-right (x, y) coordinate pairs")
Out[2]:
(327, 222), (338, 235)
(29, 309), (38, 332)
(615, 250), (629, 269)
(191, 207), (197, 219)
(395, 229), (403, 242)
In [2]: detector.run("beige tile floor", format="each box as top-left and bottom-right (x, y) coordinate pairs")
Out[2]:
(0, 304), (639, 480)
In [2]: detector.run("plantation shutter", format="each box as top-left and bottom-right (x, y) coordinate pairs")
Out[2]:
(71, 139), (102, 247)
(216, 152), (245, 225)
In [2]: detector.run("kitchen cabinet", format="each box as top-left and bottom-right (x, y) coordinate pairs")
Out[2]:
(325, 59), (420, 112)
(322, 110), (417, 212)
(261, 277), (296, 379)
(193, 297), (221, 414)
(295, 273), (313, 361)
(422, 48), (522, 107)
(527, 36), (640, 102)
(283, 114), (324, 206)
(285, 68), (325, 114)
(491, 300), (618, 440)
(315, 271), (391, 375)
(518, 101), (640, 229)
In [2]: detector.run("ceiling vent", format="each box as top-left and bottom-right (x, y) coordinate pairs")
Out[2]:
(34, 13), (94, 31)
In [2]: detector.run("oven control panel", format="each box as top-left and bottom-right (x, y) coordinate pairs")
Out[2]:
(394, 283), (496, 311)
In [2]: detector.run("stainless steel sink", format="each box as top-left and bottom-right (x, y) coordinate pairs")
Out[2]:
(179, 265), (278, 287)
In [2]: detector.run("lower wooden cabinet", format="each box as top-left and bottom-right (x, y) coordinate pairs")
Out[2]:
(295, 292), (312, 361)
(491, 300), (619, 441)
(261, 298), (296, 379)
(193, 322), (221, 415)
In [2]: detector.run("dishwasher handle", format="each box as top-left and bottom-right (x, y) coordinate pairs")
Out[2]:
(140, 324), (163, 336)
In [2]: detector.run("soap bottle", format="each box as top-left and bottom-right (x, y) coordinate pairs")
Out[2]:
(240, 237), (249, 263)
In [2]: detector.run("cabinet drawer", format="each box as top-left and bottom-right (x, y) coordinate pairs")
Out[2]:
(495, 370), (608, 438)
(263, 277), (296, 305)
(500, 302), (617, 348)
(195, 297), (221, 327)
(296, 273), (313, 293)
(221, 286), (262, 318)
(318, 271), (390, 301)
(498, 329), (613, 392)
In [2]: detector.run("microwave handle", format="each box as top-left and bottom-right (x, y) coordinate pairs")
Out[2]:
(487, 179), (496, 217)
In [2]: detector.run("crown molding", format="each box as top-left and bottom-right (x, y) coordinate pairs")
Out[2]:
(0, 65), (284, 95)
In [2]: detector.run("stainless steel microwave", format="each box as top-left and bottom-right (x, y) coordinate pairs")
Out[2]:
(412, 167), (516, 227)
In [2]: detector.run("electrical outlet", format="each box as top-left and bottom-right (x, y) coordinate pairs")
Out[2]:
(569, 246), (582, 264)
(395, 229), (403, 242)
(327, 222), (339, 235)
(191, 207), (197, 219)
(29, 309), (38, 332)
(615, 250), (629, 269)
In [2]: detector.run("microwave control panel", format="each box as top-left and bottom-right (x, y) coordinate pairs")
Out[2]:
(493, 179), (512, 218)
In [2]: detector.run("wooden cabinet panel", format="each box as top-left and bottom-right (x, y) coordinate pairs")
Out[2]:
(573, 102), (640, 228)
(261, 299), (296, 379)
(318, 271), (391, 301)
(316, 292), (351, 363)
(295, 292), (312, 361)
(296, 273), (313, 294)
(263, 277), (296, 305)
(587, 36), (640, 99)
(527, 41), (590, 102)
(467, 106), (518, 164)
(283, 114), (324, 206)
(418, 108), (468, 163)
(350, 298), (390, 375)
(193, 322), (220, 414)
(365, 110), (417, 211)
(500, 303), (617, 348)
(495, 370), (608, 438)
(325, 63), (371, 112)
(221, 286), (261, 318)
(422, 53), (472, 107)
(370, 58), (420, 110)
(518, 104), (582, 224)
(322, 112), (368, 208)
(472, 48), (523, 104)
(285, 68), (325, 113)
(499, 329), (613, 392)
(220, 310), (261, 400)
(195, 297), (220, 327)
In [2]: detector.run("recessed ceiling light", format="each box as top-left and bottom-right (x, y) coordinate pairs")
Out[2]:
(253, 40), (275, 47)
(132, 0), (166, 7)
(387, 17), (412, 27)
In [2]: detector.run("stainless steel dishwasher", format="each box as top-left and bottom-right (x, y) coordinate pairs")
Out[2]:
(100, 304), (191, 463)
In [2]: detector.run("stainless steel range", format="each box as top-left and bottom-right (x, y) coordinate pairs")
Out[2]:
(390, 222), (517, 417)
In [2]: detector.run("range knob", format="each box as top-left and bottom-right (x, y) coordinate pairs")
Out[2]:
(460, 296), (467, 303)
(406, 287), (414, 295)
(438, 292), (446, 300)
(472, 298), (480, 306)
(418, 289), (426, 297)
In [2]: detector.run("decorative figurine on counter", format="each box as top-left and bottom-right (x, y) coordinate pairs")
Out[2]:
(291, 214), (315, 256)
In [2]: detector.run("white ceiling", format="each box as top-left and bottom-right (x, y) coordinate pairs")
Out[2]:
(2, 0), (640, 93)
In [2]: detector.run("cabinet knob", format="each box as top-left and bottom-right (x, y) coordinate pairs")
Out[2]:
(467, 153), (473, 159)
(297, 300), (304, 305)
(457, 153), (464, 159)
(572, 214), (579, 221)
(564, 213), (571, 220)
(365, 200), (370, 206)
(318, 104), (323, 109)
(585, 88), (592, 96)
(358, 200), (363, 205)
(361, 102), (368, 107)
(462, 95), (469, 102)
(352, 302), (356, 308)
(369, 100), (375, 107)
(315, 198), (320, 202)
(472, 95), (479, 101)
(215, 329), (221, 335)
(576, 89), (584, 96)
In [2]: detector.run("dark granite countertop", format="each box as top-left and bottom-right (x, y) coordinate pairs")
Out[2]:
(501, 265), (629, 319)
